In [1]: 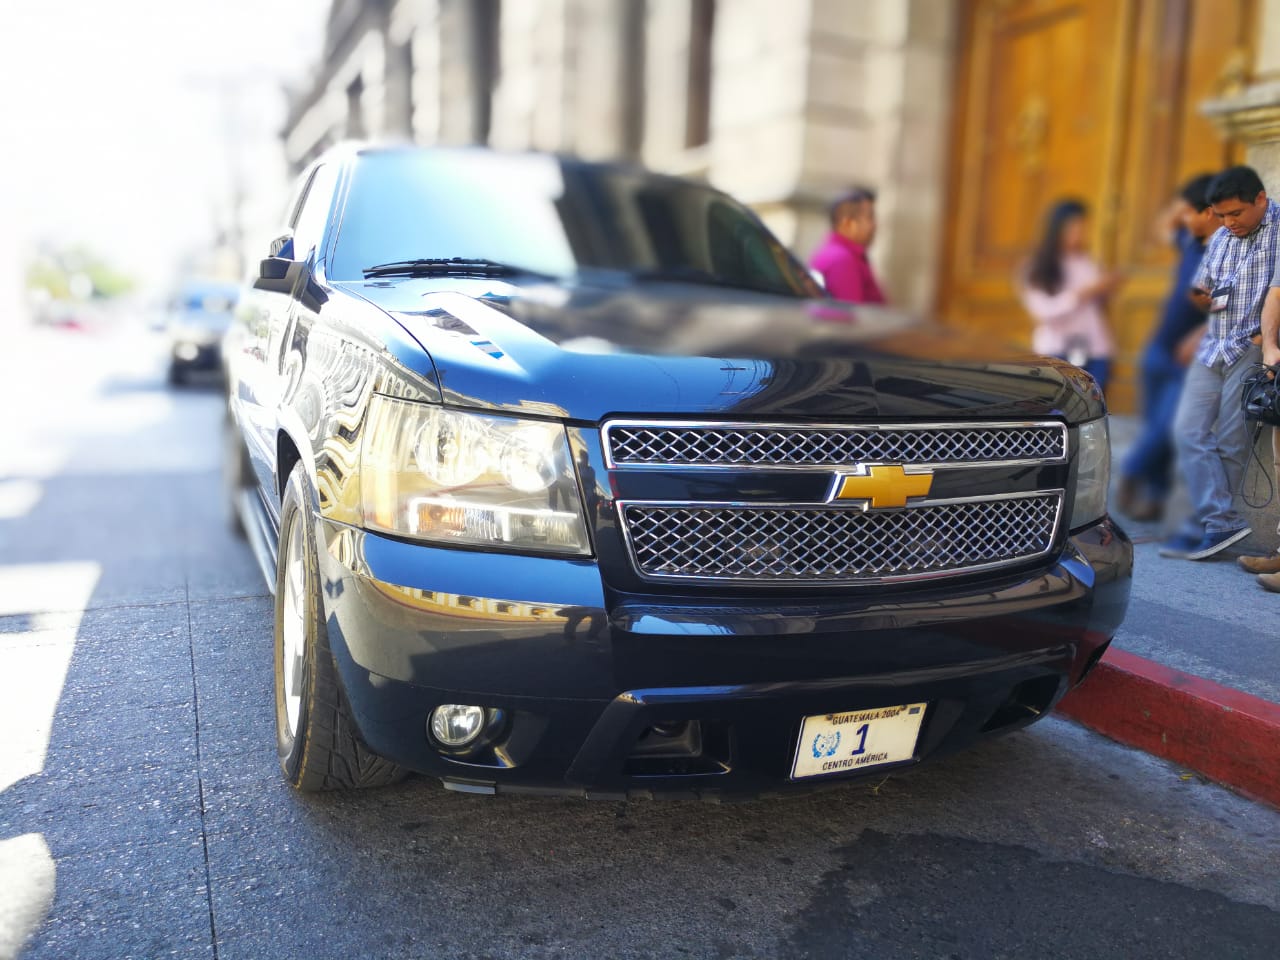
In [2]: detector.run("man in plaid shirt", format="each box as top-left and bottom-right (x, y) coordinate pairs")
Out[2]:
(1161, 166), (1276, 560)
(1240, 251), (1280, 590)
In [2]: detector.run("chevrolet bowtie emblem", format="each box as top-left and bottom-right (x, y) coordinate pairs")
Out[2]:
(828, 464), (933, 509)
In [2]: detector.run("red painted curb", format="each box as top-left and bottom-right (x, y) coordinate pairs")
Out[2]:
(1056, 648), (1280, 810)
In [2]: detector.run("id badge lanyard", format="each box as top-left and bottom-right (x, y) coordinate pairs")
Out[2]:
(1209, 231), (1267, 317)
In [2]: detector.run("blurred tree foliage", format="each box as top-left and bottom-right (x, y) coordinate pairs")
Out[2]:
(26, 247), (135, 300)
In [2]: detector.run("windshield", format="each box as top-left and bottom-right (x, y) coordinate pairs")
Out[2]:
(172, 282), (239, 316)
(328, 150), (818, 298)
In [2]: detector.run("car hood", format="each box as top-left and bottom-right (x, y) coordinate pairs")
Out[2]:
(335, 277), (1102, 423)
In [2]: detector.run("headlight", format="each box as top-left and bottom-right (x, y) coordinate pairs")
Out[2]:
(361, 395), (591, 556)
(1069, 418), (1111, 529)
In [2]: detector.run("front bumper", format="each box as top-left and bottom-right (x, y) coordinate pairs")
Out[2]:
(315, 517), (1131, 798)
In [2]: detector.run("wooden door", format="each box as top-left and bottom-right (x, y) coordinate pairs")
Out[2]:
(938, 0), (1255, 413)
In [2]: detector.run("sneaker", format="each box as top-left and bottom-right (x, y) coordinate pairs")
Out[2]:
(1187, 526), (1252, 561)
(1158, 531), (1203, 558)
(1238, 552), (1280, 574)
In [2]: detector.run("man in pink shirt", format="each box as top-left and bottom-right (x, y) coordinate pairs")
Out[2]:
(808, 188), (887, 304)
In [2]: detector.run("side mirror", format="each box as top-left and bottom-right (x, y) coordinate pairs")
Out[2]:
(259, 257), (291, 282)
(269, 233), (294, 259)
(255, 254), (301, 294)
(256, 232), (309, 294)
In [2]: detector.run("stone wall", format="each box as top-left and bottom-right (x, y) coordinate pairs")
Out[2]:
(491, 0), (574, 152)
(281, 0), (963, 313)
(791, 0), (957, 312)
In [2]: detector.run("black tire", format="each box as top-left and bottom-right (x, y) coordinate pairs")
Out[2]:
(221, 414), (250, 539)
(274, 465), (406, 791)
(168, 361), (187, 386)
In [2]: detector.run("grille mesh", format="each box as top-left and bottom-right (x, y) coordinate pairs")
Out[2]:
(622, 495), (1061, 582)
(606, 423), (1065, 467)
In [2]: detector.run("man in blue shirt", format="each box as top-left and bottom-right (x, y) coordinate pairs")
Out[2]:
(1161, 166), (1277, 560)
(1117, 174), (1217, 522)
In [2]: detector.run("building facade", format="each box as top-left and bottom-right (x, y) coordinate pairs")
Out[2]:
(281, 0), (1274, 412)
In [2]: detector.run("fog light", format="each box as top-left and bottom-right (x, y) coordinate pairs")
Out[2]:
(430, 704), (486, 747)
(175, 343), (199, 361)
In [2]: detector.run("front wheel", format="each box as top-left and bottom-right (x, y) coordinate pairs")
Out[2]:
(274, 465), (406, 791)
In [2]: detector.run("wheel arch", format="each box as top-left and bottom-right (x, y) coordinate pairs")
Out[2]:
(275, 417), (317, 504)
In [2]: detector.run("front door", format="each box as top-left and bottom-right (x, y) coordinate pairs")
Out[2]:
(938, 0), (1256, 413)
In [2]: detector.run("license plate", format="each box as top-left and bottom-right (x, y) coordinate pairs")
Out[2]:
(791, 703), (927, 779)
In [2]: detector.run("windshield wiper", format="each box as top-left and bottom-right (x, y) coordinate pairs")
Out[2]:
(361, 258), (555, 280)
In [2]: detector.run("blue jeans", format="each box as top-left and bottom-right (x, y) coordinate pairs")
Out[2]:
(1083, 358), (1110, 395)
(1121, 351), (1184, 499)
(1172, 344), (1261, 536)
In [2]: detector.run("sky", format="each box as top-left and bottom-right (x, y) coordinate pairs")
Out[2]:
(0, 0), (330, 295)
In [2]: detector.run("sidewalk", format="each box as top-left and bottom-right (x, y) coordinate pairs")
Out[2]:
(1057, 415), (1280, 808)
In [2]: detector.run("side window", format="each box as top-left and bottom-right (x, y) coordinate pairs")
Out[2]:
(707, 201), (763, 278)
(291, 164), (342, 261)
(706, 200), (809, 294)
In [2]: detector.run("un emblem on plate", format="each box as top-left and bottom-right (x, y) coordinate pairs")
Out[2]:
(811, 730), (841, 759)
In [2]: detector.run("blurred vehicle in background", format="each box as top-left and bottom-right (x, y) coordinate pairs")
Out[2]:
(166, 279), (240, 384)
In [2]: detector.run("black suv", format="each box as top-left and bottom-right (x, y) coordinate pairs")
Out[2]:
(223, 145), (1131, 798)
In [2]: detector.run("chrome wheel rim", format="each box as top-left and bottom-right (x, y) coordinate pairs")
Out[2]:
(280, 514), (307, 739)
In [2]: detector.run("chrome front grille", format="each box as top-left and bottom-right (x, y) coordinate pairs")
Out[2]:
(604, 421), (1067, 467)
(621, 494), (1063, 583)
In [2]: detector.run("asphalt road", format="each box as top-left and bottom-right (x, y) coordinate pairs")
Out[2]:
(2, 327), (1279, 960)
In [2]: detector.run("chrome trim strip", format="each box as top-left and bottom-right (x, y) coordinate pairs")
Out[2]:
(617, 489), (1066, 512)
(600, 419), (1070, 470)
(614, 490), (1066, 586)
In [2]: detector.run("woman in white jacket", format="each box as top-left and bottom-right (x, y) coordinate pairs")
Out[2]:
(1019, 199), (1126, 392)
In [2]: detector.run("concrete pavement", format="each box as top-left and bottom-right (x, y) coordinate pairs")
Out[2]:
(1107, 414), (1279, 700)
(1055, 416), (1280, 809)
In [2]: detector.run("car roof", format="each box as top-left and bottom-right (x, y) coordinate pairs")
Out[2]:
(314, 140), (689, 187)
